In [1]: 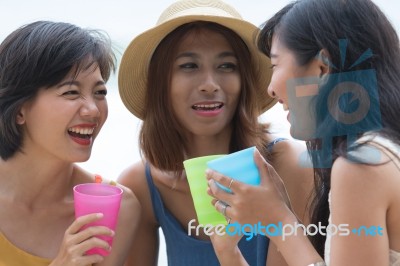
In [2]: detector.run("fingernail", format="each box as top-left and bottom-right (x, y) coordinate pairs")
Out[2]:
(208, 179), (218, 193)
(96, 213), (104, 218)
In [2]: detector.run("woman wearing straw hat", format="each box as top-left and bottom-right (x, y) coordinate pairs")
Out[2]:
(118, 0), (313, 265)
(0, 21), (139, 266)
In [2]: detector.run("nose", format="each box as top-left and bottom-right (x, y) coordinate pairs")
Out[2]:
(198, 71), (220, 93)
(80, 96), (100, 118)
(267, 83), (276, 98)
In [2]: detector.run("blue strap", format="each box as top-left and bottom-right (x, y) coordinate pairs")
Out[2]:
(266, 137), (288, 152)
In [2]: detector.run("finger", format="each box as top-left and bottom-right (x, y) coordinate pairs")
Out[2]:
(77, 234), (112, 254)
(254, 148), (274, 186)
(214, 200), (231, 219)
(207, 179), (233, 204)
(255, 149), (285, 189)
(67, 213), (104, 234)
(210, 198), (218, 206)
(69, 253), (104, 266)
(210, 197), (231, 223)
(206, 169), (239, 193)
(73, 225), (115, 245)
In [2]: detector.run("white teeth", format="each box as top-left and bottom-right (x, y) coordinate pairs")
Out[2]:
(194, 103), (221, 108)
(68, 127), (95, 135)
(282, 104), (289, 111)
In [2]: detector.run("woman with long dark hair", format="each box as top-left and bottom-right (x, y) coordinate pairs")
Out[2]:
(207, 0), (400, 265)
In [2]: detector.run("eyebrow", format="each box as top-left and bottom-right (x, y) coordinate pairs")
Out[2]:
(57, 80), (105, 88)
(175, 51), (237, 60)
(269, 53), (278, 58)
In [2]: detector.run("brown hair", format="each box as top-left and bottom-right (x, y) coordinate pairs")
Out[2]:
(140, 21), (270, 175)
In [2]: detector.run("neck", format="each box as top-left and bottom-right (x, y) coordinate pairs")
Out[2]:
(0, 152), (75, 208)
(183, 126), (233, 158)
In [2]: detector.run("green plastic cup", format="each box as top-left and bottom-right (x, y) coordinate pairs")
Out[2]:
(184, 155), (227, 226)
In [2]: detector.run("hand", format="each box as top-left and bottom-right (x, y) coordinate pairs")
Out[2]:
(209, 201), (242, 253)
(209, 215), (249, 266)
(206, 148), (295, 228)
(50, 213), (114, 266)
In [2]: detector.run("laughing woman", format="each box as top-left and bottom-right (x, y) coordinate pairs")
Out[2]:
(0, 21), (139, 266)
(207, 0), (400, 265)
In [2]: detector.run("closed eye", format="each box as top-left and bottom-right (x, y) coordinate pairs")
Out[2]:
(62, 90), (80, 97)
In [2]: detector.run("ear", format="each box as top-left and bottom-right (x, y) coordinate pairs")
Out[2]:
(16, 107), (26, 125)
(316, 49), (331, 83)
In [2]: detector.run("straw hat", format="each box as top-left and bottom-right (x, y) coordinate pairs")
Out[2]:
(119, 0), (276, 119)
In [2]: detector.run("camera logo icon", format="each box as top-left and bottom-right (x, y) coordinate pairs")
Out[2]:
(287, 40), (382, 168)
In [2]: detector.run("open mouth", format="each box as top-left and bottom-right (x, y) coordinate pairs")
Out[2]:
(67, 127), (95, 139)
(192, 103), (224, 111)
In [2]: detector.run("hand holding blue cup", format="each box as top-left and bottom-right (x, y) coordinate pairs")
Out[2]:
(207, 146), (260, 193)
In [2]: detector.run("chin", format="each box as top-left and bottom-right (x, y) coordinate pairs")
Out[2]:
(290, 125), (315, 141)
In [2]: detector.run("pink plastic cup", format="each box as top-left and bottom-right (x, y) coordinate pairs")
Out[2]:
(73, 183), (123, 256)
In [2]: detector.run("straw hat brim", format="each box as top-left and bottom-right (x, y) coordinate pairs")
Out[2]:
(119, 15), (276, 120)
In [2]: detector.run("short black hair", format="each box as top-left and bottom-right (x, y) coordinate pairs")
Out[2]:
(0, 21), (116, 160)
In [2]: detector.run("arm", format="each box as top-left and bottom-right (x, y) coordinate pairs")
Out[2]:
(207, 149), (322, 266)
(266, 139), (314, 266)
(269, 139), (313, 225)
(117, 162), (160, 266)
(328, 156), (394, 265)
(97, 184), (141, 266)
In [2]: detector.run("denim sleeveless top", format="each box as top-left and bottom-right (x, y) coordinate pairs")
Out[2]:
(145, 139), (287, 265)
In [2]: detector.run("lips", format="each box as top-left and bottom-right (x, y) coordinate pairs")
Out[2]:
(282, 103), (289, 111)
(67, 125), (97, 145)
(192, 102), (224, 111)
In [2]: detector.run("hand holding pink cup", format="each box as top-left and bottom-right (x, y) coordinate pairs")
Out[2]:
(73, 183), (123, 256)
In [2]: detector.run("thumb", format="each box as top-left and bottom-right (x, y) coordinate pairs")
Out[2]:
(253, 148), (272, 186)
(254, 148), (286, 194)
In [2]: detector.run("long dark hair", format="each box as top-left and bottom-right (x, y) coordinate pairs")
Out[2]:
(258, 0), (400, 256)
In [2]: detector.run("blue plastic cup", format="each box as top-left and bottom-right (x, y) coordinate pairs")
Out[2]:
(207, 146), (260, 193)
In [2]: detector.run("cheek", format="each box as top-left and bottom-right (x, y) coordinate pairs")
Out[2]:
(270, 70), (289, 99)
(224, 75), (241, 100)
(101, 101), (108, 117)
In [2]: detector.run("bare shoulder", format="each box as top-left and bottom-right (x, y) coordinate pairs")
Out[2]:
(331, 155), (399, 203)
(268, 137), (311, 180)
(117, 161), (158, 226)
(116, 161), (160, 265)
(268, 137), (307, 165)
(118, 160), (149, 199)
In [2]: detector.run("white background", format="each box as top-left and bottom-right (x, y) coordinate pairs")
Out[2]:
(1, 1), (399, 264)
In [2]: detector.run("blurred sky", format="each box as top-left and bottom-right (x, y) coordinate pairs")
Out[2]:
(1, 0), (399, 179)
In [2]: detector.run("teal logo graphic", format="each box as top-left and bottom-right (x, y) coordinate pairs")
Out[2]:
(288, 39), (382, 167)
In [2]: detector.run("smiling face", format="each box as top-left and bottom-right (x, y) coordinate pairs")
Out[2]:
(269, 36), (327, 140)
(170, 28), (241, 140)
(19, 63), (108, 162)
